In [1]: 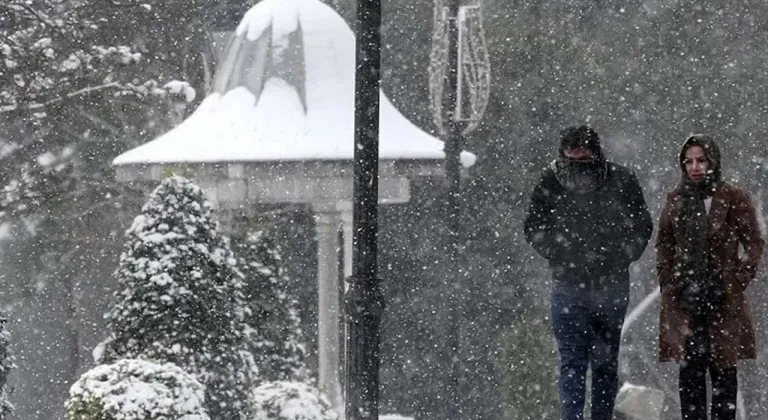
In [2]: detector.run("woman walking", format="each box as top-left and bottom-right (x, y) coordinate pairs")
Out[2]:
(656, 134), (764, 420)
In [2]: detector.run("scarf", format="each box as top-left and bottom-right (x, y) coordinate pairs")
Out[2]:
(676, 179), (717, 314)
(553, 159), (608, 194)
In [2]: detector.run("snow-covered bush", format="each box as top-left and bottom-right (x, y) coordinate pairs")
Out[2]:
(98, 176), (257, 420)
(0, 318), (14, 419)
(233, 230), (309, 382)
(250, 381), (337, 420)
(65, 358), (208, 420)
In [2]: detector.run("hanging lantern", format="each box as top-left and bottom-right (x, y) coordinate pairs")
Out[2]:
(428, 0), (491, 136)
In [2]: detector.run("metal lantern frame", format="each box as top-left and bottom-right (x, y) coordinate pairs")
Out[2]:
(428, 0), (491, 135)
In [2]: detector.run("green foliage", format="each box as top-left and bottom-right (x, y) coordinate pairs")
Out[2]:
(496, 313), (559, 420)
(233, 229), (310, 383)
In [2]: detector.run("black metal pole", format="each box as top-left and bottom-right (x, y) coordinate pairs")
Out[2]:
(338, 224), (346, 398)
(345, 0), (384, 419)
(443, 0), (464, 417)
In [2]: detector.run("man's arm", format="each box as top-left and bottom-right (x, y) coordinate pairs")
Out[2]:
(622, 172), (654, 263)
(524, 175), (565, 262)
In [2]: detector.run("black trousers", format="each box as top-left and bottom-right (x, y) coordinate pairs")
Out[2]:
(679, 312), (738, 420)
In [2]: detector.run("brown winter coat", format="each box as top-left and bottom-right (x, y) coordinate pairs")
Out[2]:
(656, 182), (764, 368)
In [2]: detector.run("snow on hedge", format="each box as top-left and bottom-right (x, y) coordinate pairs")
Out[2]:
(65, 358), (208, 420)
(98, 175), (257, 419)
(250, 381), (337, 420)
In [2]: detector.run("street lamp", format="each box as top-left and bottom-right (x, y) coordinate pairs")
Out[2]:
(345, 0), (383, 420)
(428, 0), (490, 416)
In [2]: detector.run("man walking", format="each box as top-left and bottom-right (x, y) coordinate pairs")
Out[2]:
(524, 125), (653, 420)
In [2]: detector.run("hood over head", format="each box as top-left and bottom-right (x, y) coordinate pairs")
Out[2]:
(679, 133), (721, 186)
(554, 125), (607, 193)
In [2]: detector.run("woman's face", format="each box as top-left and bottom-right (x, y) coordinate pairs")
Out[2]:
(684, 145), (709, 183)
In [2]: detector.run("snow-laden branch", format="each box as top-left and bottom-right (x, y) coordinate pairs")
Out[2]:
(0, 82), (121, 114)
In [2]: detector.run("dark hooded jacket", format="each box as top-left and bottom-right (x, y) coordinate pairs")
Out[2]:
(656, 134), (765, 367)
(524, 126), (653, 281)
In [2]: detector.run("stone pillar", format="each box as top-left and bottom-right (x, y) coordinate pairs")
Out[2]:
(312, 204), (344, 415)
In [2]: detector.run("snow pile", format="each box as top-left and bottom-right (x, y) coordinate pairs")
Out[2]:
(65, 358), (209, 420)
(250, 381), (337, 420)
(614, 382), (664, 420)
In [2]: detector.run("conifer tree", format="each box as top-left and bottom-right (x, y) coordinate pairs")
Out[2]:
(0, 317), (13, 419)
(99, 176), (257, 420)
(234, 230), (309, 382)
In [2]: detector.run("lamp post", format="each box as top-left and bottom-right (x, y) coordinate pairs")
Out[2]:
(443, 0), (463, 415)
(345, 0), (384, 419)
(428, 0), (490, 417)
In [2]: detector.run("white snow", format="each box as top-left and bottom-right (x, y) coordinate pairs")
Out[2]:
(164, 80), (197, 103)
(36, 151), (56, 167)
(250, 381), (337, 420)
(66, 359), (209, 420)
(59, 53), (83, 71)
(112, 0), (475, 167)
(614, 382), (664, 420)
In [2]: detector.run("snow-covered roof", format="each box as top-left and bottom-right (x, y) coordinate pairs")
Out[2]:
(113, 0), (475, 167)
